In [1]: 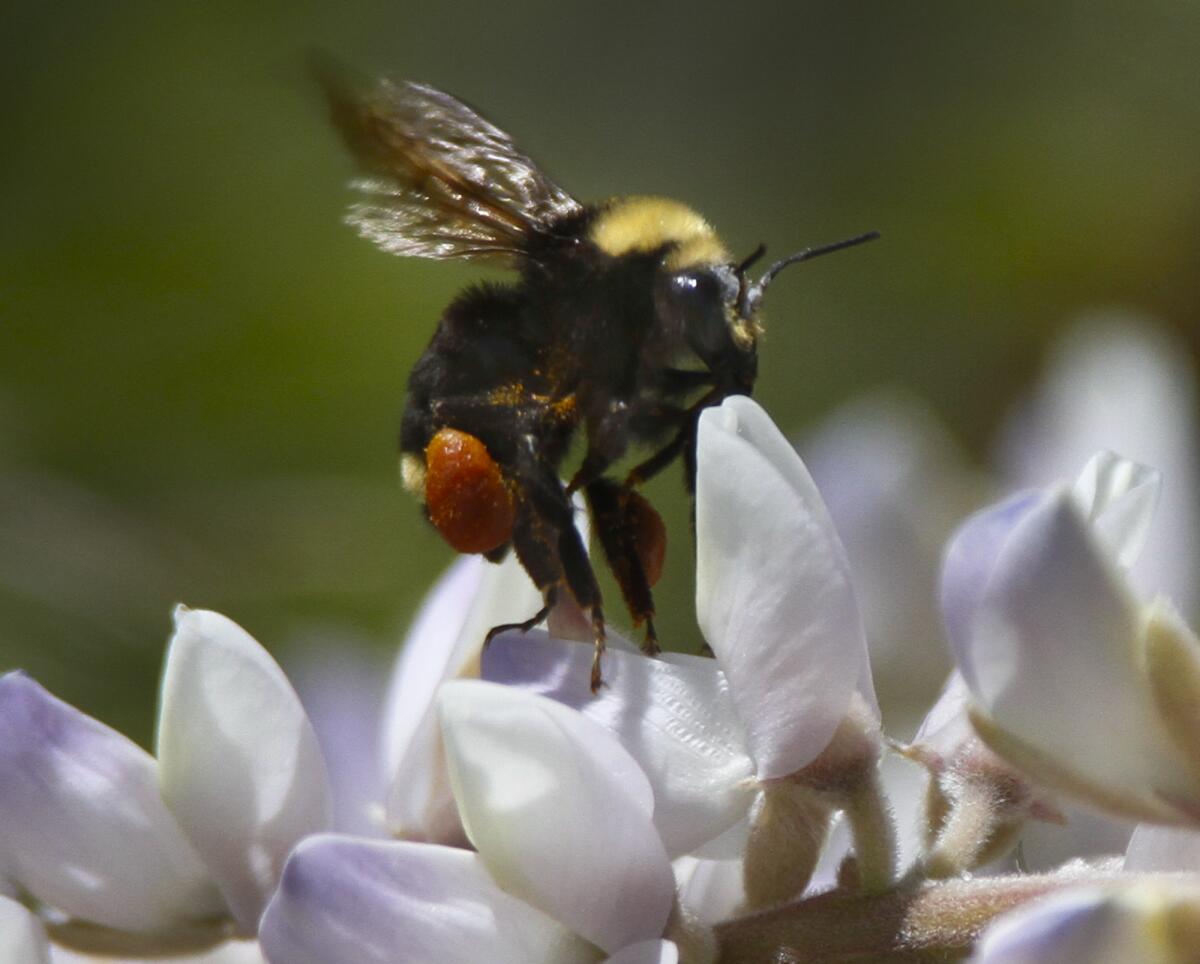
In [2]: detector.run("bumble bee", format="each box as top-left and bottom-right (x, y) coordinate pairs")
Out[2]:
(319, 67), (877, 690)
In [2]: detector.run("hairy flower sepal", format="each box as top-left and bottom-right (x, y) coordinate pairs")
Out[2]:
(942, 451), (1200, 825)
(902, 672), (1065, 879)
(745, 694), (893, 907)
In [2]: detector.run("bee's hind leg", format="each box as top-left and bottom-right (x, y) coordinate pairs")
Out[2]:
(585, 478), (662, 659)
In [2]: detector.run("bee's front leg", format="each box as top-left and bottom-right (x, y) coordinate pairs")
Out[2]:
(566, 399), (631, 495)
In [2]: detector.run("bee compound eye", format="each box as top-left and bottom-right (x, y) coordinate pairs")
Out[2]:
(424, 428), (516, 554)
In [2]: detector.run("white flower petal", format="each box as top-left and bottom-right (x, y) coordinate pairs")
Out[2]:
(1017, 803), (1133, 873)
(1124, 824), (1200, 873)
(696, 396), (873, 780)
(674, 856), (745, 924)
(912, 671), (975, 760)
(996, 315), (1200, 615)
(940, 490), (1042, 696)
(0, 673), (224, 932)
(439, 681), (675, 952)
(49, 940), (268, 964)
(157, 608), (332, 933)
(380, 556), (484, 782)
(288, 641), (388, 838)
(603, 940), (679, 964)
(971, 885), (1183, 964)
(259, 835), (592, 964)
(481, 630), (756, 856)
(1071, 451), (1161, 570)
(943, 490), (1190, 804)
(381, 553), (542, 841)
(0, 895), (50, 964)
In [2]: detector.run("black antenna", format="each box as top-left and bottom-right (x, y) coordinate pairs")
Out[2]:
(736, 243), (768, 276)
(741, 230), (880, 317)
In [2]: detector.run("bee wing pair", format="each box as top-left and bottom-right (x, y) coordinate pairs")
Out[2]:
(317, 64), (581, 264)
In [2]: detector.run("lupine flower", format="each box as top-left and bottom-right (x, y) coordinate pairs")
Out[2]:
(483, 396), (893, 909)
(377, 550), (542, 845)
(258, 681), (682, 963)
(997, 314), (1199, 616)
(942, 450), (1200, 824)
(0, 607), (331, 960)
(970, 881), (1200, 964)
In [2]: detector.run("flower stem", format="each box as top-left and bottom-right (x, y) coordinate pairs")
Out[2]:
(715, 870), (1134, 963)
(842, 767), (897, 893)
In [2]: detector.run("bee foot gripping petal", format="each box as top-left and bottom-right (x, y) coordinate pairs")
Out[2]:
(424, 428), (516, 555)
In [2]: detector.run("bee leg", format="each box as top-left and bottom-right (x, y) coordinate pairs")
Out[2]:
(493, 510), (565, 648)
(650, 367), (716, 398)
(567, 400), (630, 495)
(514, 442), (609, 692)
(585, 478), (662, 658)
(626, 385), (726, 490)
(556, 518), (607, 692)
(483, 586), (556, 649)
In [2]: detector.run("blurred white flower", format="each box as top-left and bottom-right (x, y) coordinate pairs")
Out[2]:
(800, 392), (985, 710)
(258, 682), (681, 964)
(1124, 823), (1200, 874)
(998, 314), (1199, 617)
(0, 607), (331, 960)
(941, 450), (1200, 824)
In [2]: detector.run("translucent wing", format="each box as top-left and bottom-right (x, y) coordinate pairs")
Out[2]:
(319, 68), (583, 264)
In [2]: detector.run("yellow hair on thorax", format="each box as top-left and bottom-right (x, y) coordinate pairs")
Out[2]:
(589, 196), (730, 270)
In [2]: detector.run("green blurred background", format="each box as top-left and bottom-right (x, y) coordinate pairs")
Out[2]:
(4, 0), (1199, 744)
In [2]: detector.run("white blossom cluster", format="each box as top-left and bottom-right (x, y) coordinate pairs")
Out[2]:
(1, 317), (1198, 963)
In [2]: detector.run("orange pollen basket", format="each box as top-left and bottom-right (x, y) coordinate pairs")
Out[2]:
(424, 428), (516, 554)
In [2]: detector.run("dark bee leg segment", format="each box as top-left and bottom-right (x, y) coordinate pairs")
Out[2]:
(625, 429), (689, 488)
(585, 478), (660, 657)
(649, 367), (716, 398)
(483, 586), (555, 648)
(567, 400), (631, 495)
(626, 386), (726, 490)
(513, 437), (609, 691)
(555, 512), (608, 692)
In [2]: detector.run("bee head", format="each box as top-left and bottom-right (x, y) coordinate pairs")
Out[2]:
(590, 197), (878, 391)
(590, 197), (758, 386)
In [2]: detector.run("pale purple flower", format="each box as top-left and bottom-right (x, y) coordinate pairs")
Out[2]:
(259, 681), (679, 963)
(482, 396), (882, 861)
(0, 607), (330, 958)
(941, 450), (1200, 823)
(998, 314), (1199, 617)
(377, 551), (542, 845)
(970, 882), (1200, 964)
